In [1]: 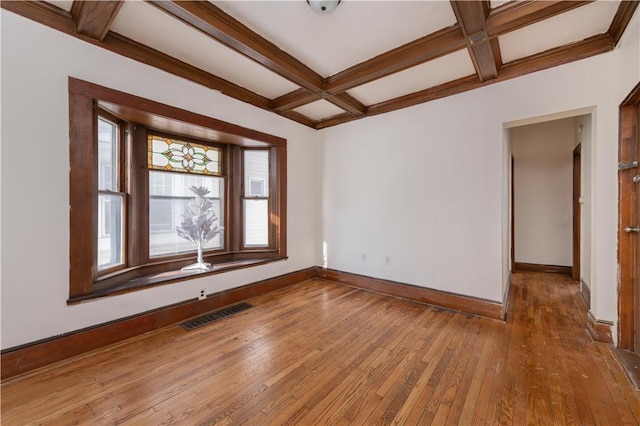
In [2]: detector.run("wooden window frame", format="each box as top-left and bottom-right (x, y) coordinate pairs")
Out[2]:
(138, 129), (227, 263)
(95, 109), (127, 276)
(69, 77), (287, 303)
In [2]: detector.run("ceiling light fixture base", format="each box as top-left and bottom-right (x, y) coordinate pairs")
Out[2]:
(306, 0), (341, 13)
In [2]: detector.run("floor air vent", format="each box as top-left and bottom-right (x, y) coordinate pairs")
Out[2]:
(181, 302), (253, 331)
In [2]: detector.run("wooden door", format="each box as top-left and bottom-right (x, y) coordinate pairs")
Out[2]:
(618, 82), (640, 353)
(635, 107), (640, 354)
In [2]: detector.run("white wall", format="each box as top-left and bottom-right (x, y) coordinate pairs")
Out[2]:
(320, 10), (640, 319)
(577, 114), (593, 293)
(0, 11), (321, 349)
(502, 127), (512, 303)
(511, 118), (576, 267)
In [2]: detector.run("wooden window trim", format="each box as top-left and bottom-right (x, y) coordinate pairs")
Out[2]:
(142, 129), (227, 263)
(68, 77), (287, 303)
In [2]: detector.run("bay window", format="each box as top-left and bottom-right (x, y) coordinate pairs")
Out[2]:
(69, 78), (287, 302)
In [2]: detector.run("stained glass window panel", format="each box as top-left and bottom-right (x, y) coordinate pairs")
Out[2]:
(147, 135), (221, 176)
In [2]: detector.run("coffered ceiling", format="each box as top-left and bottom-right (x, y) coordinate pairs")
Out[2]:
(3, 1), (638, 129)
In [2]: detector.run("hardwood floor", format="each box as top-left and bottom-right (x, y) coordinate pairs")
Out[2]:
(2, 272), (640, 425)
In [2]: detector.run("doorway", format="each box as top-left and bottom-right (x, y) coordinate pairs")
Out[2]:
(511, 118), (581, 276)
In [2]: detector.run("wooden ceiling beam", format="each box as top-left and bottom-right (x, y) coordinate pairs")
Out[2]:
(328, 33), (614, 128)
(325, 92), (367, 116)
(274, 110), (317, 129)
(366, 75), (480, 118)
(147, 1), (366, 117)
(70, 0), (124, 41)
(147, 1), (325, 93)
(271, 89), (320, 113)
(324, 25), (467, 94)
(499, 33), (613, 79)
(3, 1), (76, 33)
(609, 1), (639, 46)
(316, 113), (361, 130)
(105, 33), (272, 109)
(4, 0), (630, 131)
(487, 1), (592, 37)
(450, 0), (498, 82)
(1, 1), (271, 111)
(271, 89), (366, 117)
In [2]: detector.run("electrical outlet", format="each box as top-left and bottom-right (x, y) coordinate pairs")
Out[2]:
(361, 253), (367, 262)
(199, 289), (206, 300)
(385, 256), (391, 266)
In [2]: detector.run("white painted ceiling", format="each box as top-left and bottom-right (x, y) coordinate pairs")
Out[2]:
(499, 1), (620, 62)
(42, 0), (629, 126)
(214, 1), (459, 77)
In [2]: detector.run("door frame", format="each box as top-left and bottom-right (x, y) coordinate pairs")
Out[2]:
(573, 144), (581, 281)
(618, 81), (640, 350)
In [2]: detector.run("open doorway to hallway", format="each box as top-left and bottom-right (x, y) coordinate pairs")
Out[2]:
(505, 111), (593, 306)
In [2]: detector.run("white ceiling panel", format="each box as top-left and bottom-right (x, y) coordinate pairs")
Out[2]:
(347, 49), (476, 105)
(48, 1), (73, 12)
(213, 0), (458, 77)
(110, 1), (299, 99)
(293, 99), (346, 121)
(499, 0), (620, 63)
(490, 0), (510, 9)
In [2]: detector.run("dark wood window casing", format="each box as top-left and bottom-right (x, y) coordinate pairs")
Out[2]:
(69, 77), (287, 303)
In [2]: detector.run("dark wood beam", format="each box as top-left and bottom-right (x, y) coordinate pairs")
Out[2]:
(146, 1), (325, 93)
(271, 89), (365, 119)
(325, 92), (367, 116)
(272, 89), (320, 112)
(452, 0), (491, 34)
(450, 0), (498, 81)
(106, 33), (272, 109)
(325, 25), (467, 94)
(275, 110), (317, 128)
(326, 34), (614, 128)
(3, 0), (626, 131)
(498, 33), (613, 79)
(3, 1), (76, 33)
(70, 0), (123, 41)
(146, 1), (364, 117)
(316, 112), (361, 130)
(609, 0), (639, 46)
(1, 1), (271, 111)
(487, 1), (592, 36)
(366, 74), (480, 118)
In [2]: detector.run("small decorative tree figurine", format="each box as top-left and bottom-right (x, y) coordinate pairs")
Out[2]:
(177, 186), (223, 271)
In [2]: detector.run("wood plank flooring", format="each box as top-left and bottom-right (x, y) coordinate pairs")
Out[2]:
(3, 272), (640, 425)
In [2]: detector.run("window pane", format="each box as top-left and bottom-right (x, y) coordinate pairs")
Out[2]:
(244, 150), (269, 197)
(149, 171), (224, 257)
(148, 135), (221, 176)
(244, 199), (268, 247)
(98, 118), (118, 191)
(97, 193), (123, 270)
